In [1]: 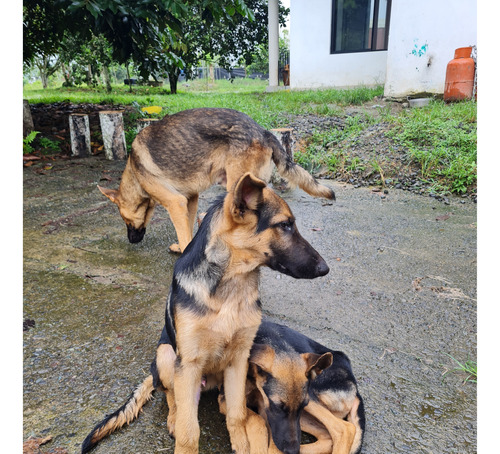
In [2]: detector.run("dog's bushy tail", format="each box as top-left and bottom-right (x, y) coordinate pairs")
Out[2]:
(268, 131), (335, 200)
(348, 393), (366, 454)
(81, 375), (155, 453)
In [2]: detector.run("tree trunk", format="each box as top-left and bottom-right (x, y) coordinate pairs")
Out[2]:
(61, 62), (71, 86)
(209, 63), (215, 83)
(38, 57), (49, 89)
(168, 71), (178, 94)
(126, 64), (132, 93)
(102, 66), (112, 93)
(40, 71), (48, 89)
(86, 64), (93, 86)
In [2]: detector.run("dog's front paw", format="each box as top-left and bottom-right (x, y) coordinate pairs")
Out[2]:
(169, 243), (182, 254)
(167, 414), (176, 439)
(229, 433), (250, 454)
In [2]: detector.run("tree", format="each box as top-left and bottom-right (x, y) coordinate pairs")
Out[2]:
(59, 34), (114, 91)
(23, 2), (66, 88)
(23, 0), (257, 87)
(161, 0), (289, 94)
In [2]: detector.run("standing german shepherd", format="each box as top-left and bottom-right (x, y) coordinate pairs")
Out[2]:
(219, 321), (365, 454)
(83, 173), (330, 454)
(98, 108), (335, 253)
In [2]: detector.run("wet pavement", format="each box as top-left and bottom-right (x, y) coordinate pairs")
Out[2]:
(23, 155), (477, 454)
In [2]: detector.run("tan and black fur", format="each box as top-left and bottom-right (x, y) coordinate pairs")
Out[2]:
(220, 321), (365, 454)
(98, 108), (335, 253)
(82, 173), (330, 454)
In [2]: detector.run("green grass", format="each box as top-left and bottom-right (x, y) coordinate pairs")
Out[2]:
(23, 80), (383, 129)
(443, 354), (477, 384)
(295, 114), (372, 174)
(386, 99), (477, 194)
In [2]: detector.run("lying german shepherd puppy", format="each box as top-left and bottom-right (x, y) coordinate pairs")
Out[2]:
(98, 107), (335, 252)
(82, 173), (330, 454)
(219, 321), (365, 454)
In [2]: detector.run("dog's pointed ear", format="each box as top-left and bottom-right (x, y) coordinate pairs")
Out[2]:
(249, 343), (275, 374)
(302, 352), (333, 380)
(98, 185), (120, 206)
(232, 173), (266, 219)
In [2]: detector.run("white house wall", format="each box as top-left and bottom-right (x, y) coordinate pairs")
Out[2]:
(289, 0), (477, 97)
(384, 0), (477, 98)
(290, 0), (388, 89)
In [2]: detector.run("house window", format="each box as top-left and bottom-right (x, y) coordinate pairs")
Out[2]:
(330, 0), (391, 53)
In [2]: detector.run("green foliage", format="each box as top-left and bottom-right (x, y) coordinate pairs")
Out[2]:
(386, 100), (477, 194)
(443, 354), (477, 384)
(23, 131), (40, 154)
(23, 0), (260, 89)
(38, 137), (61, 154)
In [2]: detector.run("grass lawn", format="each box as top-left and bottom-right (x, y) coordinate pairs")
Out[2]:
(23, 79), (384, 129)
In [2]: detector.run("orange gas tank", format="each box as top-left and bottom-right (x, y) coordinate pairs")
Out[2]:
(444, 47), (475, 102)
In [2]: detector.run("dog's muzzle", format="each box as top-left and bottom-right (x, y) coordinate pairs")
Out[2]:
(127, 225), (146, 243)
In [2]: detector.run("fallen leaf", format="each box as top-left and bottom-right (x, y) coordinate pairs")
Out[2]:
(436, 214), (450, 221)
(23, 435), (52, 454)
(412, 277), (423, 291)
(142, 105), (162, 114)
(311, 227), (322, 231)
(24, 161), (34, 167)
(23, 155), (41, 161)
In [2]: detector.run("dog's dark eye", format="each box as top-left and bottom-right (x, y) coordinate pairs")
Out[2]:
(278, 221), (293, 232)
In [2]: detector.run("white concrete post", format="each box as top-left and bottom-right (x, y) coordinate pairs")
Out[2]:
(268, 0), (279, 91)
(69, 114), (91, 157)
(270, 128), (294, 189)
(136, 118), (159, 133)
(99, 111), (127, 160)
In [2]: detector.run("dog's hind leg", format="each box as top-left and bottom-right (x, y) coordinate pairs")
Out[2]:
(299, 411), (333, 454)
(303, 401), (356, 454)
(346, 396), (364, 454)
(187, 194), (199, 241)
(154, 343), (178, 437)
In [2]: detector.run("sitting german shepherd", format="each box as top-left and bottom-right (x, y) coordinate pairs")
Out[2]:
(98, 108), (335, 253)
(219, 321), (365, 454)
(83, 173), (330, 454)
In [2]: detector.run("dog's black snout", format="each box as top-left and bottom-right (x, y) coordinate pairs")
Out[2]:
(127, 225), (146, 243)
(316, 258), (329, 276)
(281, 443), (300, 454)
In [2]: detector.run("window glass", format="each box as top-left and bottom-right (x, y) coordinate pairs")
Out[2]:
(331, 0), (390, 53)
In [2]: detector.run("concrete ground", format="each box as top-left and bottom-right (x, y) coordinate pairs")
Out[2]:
(23, 155), (476, 453)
